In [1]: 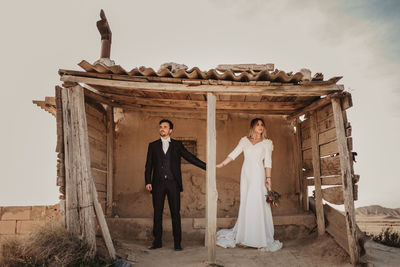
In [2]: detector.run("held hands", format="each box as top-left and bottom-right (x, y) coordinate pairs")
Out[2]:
(145, 184), (152, 192)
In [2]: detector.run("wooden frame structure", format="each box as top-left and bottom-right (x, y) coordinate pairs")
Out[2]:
(33, 10), (361, 265)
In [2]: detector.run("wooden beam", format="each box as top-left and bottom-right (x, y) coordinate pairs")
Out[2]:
(206, 93), (217, 264)
(216, 63), (274, 72)
(295, 119), (308, 210)
(61, 85), (97, 255)
(331, 98), (359, 264)
(106, 105), (114, 216)
(92, 181), (116, 259)
(73, 85), (97, 256)
(61, 87), (80, 236)
(310, 111), (325, 235)
(60, 74), (344, 96)
(288, 92), (352, 120)
(55, 86), (66, 227)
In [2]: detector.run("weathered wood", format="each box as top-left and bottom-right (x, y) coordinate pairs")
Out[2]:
(303, 156), (341, 177)
(92, 181), (116, 259)
(206, 93), (217, 264)
(82, 90), (308, 111)
(60, 74), (344, 96)
(310, 111), (325, 235)
(72, 85), (97, 255)
(61, 87), (80, 235)
(320, 140), (339, 157)
(295, 119), (308, 210)
(324, 204), (350, 254)
(216, 63), (274, 72)
(321, 186), (344, 205)
(106, 105), (114, 216)
(306, 175), (342, 186)
(331, 97), (359, 264)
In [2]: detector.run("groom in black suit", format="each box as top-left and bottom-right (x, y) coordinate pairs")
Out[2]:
(145, 119), (206, 251)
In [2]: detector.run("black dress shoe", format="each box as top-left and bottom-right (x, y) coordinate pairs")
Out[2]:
(148, 244), (162, 250)
(174, 245), (183, 251)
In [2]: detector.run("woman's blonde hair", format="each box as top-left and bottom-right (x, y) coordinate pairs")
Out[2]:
(248, 118), (268, 139)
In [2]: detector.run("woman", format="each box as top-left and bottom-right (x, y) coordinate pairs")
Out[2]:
(216, 118), (282, 252)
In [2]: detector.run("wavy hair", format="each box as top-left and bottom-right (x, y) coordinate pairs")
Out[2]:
(247, 118), (268, 139)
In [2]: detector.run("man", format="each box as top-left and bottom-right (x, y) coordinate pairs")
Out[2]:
(145, 119), (206, 251)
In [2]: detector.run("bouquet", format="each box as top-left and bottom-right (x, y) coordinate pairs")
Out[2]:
(266, 190), (281, 207)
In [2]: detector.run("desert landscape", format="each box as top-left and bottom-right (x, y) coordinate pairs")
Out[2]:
(356, 205), (400, 235)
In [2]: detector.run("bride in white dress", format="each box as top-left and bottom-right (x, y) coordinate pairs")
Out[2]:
(216, 118), (282, 252)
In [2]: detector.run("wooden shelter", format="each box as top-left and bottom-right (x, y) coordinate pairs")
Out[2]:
(33, 11), (361, 265)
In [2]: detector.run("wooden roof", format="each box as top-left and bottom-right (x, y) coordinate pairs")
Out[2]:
(53, 61), (345, 116)
(34, 61), (345, 117)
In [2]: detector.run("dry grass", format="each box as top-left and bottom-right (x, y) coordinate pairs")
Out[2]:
(0, 223), (115, 267)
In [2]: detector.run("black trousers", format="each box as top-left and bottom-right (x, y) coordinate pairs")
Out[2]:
(152, 179), (181, 246)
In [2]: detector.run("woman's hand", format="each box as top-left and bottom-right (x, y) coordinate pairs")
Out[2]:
(216, 163), (224, 168)
(265, 178), (271, 191)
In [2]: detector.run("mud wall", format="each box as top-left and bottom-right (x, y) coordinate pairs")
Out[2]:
(113, 110), (299, 218)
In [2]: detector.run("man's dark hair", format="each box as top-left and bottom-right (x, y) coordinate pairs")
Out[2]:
(159, 119), (174, 129)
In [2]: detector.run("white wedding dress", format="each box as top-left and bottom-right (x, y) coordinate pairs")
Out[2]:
(216, 136), (282, 251)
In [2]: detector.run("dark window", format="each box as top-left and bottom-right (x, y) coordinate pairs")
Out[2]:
(176, 138), (197, 164)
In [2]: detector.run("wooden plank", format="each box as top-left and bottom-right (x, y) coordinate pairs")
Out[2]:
(304, 156), (341, 177)
(295, 119), (308, 210)
(88, 126), (107, 144)
(320, 140), (339, 157)
(324, 204), (349, 254)
(106, 105), (114, 216)
(61, 74), (344, 96)
(206, 93), (217, 264)
(331, 97), (359, 264)
(72, 85), (97, 255)
(61, 87), (80, 235)
(321, 186), (344, 205)
(306, 175), (342, 186)
(317, 114), (335, 133)
(92, 168), (107, 185)
(92, 180), (116, 259)
(302, 148), (312, 161)
(310, 111), (325, 235)
(87, 93), (306, 111)
(216, 63), (274, 72)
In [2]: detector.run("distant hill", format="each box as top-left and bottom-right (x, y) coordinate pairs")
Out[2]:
(356, 205), (400, 217)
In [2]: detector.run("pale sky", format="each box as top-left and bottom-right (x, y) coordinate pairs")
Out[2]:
(0, 0), (399, 208)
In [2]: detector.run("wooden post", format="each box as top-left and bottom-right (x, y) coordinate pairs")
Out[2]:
(55, 86), (66, 227)
(62, 85), (97, 255)
(106, 105), (114, 216)
(92, 181), (116, 259)
(206, 93), (217, 264)
(295, 119), (308, 210)
(61, 87), (80, 236)
(310, 111), (325, 235)
(331, 98), (359, 264)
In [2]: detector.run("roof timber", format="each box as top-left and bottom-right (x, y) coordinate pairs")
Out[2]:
(60, 72), (344, 97)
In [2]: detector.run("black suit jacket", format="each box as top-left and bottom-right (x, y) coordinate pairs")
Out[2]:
(145, 139), (206, 192)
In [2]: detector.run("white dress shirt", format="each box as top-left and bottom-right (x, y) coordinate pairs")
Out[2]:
(161, 137), (171, 154)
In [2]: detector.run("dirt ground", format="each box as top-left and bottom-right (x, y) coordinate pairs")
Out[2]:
(113, 233), (351, 267)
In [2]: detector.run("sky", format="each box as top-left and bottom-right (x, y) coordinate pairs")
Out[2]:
(0, 0), (399, 209)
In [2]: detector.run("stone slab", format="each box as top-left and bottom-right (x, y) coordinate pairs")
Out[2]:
(1, 206), (31, 221)
(0, 220), (16, 235)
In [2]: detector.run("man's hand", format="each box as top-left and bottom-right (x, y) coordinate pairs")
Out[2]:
(146, 184), (152, 192)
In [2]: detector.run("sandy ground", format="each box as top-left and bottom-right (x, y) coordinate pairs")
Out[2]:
(113, 233), (351, 267)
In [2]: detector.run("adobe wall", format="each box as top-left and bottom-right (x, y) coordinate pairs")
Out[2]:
(0, 204), (60, 257)
(113, 110), (300, 218)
